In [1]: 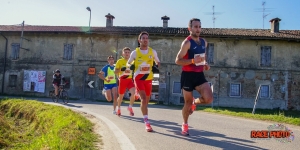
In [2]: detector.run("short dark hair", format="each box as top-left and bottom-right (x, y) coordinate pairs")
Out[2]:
(122, 47), (131, 52)
(107, 55), (114, 60)
(188, 18), (201, 28)
(138, 31), (149, 40)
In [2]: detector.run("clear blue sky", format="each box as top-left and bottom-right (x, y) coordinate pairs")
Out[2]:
(1, 0), (300, 30)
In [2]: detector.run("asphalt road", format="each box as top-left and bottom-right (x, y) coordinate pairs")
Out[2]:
(9, 97), (300, 150)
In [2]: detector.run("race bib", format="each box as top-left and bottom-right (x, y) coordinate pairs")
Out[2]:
(108, 76), (115, 80)
(139, 64), (150, 74)
(194, 53), (206, 66)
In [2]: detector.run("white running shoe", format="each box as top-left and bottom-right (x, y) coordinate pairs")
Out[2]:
(102, 89), (106, 95)
(112, 110), (116, 115)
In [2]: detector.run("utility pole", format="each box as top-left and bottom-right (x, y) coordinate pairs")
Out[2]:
(254, 1), (274, 29)
(204, 5), (222, 28)
(262, 2), (269, 29)
(212, 5), (216, 28)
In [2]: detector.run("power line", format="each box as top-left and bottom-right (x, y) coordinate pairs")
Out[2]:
(193, 0), (209, 17)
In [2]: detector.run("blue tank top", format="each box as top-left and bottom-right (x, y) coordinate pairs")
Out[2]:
(182, 36), (205, 72)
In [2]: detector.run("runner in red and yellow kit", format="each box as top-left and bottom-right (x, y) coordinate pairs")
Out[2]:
(114, 47), (136, 116)
(127, 31), (160, 132)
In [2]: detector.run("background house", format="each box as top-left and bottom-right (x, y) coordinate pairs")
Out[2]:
(1, 14), (300, 110)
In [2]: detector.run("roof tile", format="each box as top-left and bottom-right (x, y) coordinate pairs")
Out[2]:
(1, 25), (300, 40)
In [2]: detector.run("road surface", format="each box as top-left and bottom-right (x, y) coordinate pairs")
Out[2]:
(17, 98), (300, 149)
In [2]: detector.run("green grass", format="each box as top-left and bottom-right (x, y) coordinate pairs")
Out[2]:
(0, 93), (79, 100)
(0, 98), (99, 149)
(195, 106), (300, 126)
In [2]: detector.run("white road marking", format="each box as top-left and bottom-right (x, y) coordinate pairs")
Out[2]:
(72, 108), (136, 150)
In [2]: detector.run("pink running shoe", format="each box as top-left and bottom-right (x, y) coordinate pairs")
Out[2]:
(116, 109), (121, 116)
(181, 123), (189, 136)
(145, 123), (153, 132)
(190, 97), (196, 115)
(127, 107), (134, 116)
(135, 94), (140, 101)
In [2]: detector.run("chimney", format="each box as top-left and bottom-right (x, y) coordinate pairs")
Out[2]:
(161, 15), (170, 28)
(269, 17), (281, 33)
(105, 13), (115, 27)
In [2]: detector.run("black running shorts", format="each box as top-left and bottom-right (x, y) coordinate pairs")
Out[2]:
(180, 71), (207, 92)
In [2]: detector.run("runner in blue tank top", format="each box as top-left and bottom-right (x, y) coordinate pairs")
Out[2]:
(175, 18), (213, 136)
(98, 55), (118, 114)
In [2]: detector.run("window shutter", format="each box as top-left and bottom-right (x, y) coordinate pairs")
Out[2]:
(207, 43), (214, 64)
(68, 44), (73, 60)
(63, 44), (68, 60)
(11, 43), (20, 60)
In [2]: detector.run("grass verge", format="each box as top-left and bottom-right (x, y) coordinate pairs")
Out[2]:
(195, 106), (300, 126)
(0, 98), (99, 149)
(0, 94), (79, 100)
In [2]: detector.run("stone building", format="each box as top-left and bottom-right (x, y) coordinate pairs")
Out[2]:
(1, 15), (300, 110)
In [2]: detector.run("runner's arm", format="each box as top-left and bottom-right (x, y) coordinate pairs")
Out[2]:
(127, 50), (136, 67)
(153, 50), (161, 67)
(114, 68), (121, 75)
(175, 40), (193, 66)
(98, 71), (107, 81)
(114, 60), (121, 75)
(98, 67), (109, 82)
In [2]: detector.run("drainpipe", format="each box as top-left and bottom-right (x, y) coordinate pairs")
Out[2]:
(217, 70), (221, 108)
(284, 71), (288, 110)
(0, 32), (8, 94)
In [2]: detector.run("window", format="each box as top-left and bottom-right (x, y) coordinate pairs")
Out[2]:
(260, 85), (270, 98)
(206, 43), (214, 64)
(11, 43), (20, 60)
(9, 75), (17, 87)
(261, 46), (271, 67)
(230, 83), (241, 97)
(172, 81), (181, 94)
(63, 44), (73, 60)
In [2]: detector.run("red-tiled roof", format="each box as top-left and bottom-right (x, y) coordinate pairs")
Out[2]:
(1, 25), (300, 41)
(0, 25), (83, 32)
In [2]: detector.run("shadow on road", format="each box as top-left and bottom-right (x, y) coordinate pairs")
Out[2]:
(121, 115), (266, 150)
(64, 103), (83, 108)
